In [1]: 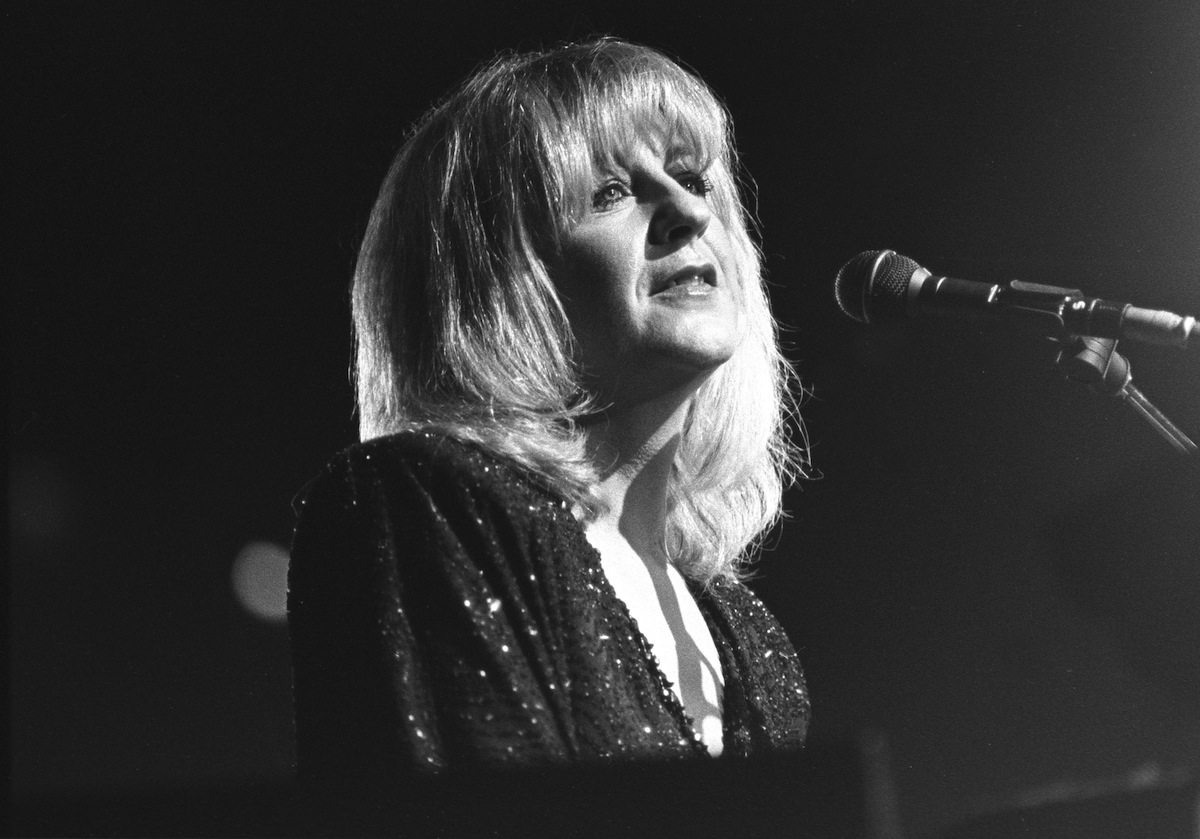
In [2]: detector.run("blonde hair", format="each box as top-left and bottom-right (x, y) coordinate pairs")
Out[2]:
(352, 38), (806, 584)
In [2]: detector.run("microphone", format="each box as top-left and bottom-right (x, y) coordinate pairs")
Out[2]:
(835, 249), (1197, 348)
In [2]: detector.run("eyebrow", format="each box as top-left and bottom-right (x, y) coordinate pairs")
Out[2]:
(664, 139), (700, 160)
(590, 139), (706, 173)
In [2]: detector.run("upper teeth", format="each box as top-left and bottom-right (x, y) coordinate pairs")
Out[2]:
(672, 274), (705, 287)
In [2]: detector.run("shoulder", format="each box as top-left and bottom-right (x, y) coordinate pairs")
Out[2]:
(702, 575), (811, 747)
(706, 576), (778, 622)
(701, 575), (805, 673)
(289, 431), (587, 625)
(313, 430), (510, 485)
(294, 431), (567, 526)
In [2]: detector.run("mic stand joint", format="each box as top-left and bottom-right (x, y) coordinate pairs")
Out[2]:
(1055, 335), (1197, 455)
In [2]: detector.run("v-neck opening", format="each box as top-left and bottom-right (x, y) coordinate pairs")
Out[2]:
(574, 532), (720, 758)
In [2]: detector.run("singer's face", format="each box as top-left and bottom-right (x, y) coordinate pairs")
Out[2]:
(553, 136), (744, 410)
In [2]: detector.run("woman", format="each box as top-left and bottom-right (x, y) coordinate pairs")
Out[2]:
(288, 38), (810, 785)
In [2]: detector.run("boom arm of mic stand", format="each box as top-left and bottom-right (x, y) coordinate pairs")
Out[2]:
(1055, 336), (1197, 455)
(1119, 382), (1198, 455)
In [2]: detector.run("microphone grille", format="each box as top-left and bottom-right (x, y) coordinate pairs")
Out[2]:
(834, 249), (921, 323)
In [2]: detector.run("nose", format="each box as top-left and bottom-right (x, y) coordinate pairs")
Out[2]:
(649, 183), (712, 246)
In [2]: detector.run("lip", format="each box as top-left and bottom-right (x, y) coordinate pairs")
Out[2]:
(650, 263), (718, 296)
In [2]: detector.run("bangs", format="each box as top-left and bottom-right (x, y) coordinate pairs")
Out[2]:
(577, 71), (727, 177)
(525, 44), (736, 226)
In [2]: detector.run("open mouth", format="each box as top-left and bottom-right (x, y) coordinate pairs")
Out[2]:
(651, 265), (717, 295)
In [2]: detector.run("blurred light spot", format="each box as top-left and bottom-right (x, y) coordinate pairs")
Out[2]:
(231, 541), (289, 623)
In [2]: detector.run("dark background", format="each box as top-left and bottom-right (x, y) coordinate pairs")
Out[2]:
(8, 2), (1200, 836)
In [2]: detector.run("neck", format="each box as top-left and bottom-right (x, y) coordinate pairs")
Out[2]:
(583, 383), (698, 565)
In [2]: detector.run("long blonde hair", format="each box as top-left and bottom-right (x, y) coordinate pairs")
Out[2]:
(352, 38), (806, 584)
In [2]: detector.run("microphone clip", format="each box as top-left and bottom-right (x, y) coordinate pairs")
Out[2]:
(1055, 335), (1130, 396)
(1053, 335), (1197, 455)
(999, 280), (1087, 339)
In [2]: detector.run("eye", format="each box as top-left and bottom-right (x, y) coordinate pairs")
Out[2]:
(677, 171), (714, 198)
(591, 181), (629, 210)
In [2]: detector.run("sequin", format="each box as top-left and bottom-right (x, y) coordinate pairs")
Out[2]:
(289, 431), (809, 779)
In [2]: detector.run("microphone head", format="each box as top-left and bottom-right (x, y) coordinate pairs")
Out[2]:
(834, 249), (922, 324)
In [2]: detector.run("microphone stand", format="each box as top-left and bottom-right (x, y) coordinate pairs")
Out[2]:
(1055, 335), (1197, 455)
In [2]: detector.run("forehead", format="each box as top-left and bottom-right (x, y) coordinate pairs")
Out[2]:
(585, 101), (718, 167)
(590, 132), (708, 174)
(554, 64), (724, 161)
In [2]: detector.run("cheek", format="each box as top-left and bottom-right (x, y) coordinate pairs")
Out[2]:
(556, 235), (638, 324)
(566, 233), (633, 290)
(550, 273), (614, 372)
(710, 225), (746, 316)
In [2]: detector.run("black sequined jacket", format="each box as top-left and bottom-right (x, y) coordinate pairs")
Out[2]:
(288, 432), (809, 783)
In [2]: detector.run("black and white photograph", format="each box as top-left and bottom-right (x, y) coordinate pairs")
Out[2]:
(9, 3), (1200, 836)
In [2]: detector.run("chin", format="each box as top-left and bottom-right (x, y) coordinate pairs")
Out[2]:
(650, 341), (738, 389)
(659, 322), (742, 371)
(675, 342), (737, 370)
(592, 344), (734, 411)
